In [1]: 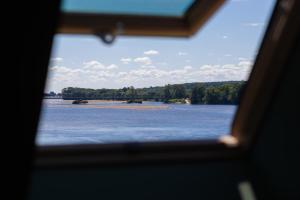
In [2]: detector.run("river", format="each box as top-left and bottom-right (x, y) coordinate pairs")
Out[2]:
(36, 99), (237, 145)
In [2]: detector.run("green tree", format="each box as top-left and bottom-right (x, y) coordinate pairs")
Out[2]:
(164, 84), (172, 102)
(173, 85), (186, 99)
(126, 86), (137, 99)
(203, 87), (220, 104)
(191, 84), (205, 104)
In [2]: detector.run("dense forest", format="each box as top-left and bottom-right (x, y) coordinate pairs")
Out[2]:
(61, 81), (245, 105)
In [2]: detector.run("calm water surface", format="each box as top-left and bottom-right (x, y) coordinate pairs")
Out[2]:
(37, 99), (237, 145)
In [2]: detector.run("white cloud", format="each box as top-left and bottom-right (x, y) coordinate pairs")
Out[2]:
(51, 57), (63, 62)
(83, 60), (118, 70)
(83, 61), (105, 70)
(232, 0), (248, 2)
(140, 65), (157, 69)
(120, 58), (132, 64)
(242, 23), (264, 27)
(116, 60), (252, 87)
(144, 50), (159, 55)
(48, 64), (119, 92)
(238, 60), (253, 67)
(178, 52), (188, 56)
(157, 62), (168, 66)
(222, 35), (228, 39)
(193, 62), (252, 81)
(50, 66), (71, 73)
(184, 66), (193, 70)
(238, 57), (248, 61)
(107, 64), (118, 70)
(224, 54), (232, 57)
(134, 57), (152, 65)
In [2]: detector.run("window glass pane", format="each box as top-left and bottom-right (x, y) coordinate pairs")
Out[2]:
(62, 0), (195, 17)
(37, 0), (275, 145)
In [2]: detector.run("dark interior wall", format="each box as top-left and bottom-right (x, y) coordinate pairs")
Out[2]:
(250, 37), (300, 199)
(4, 0), (61, 199)
(29, 161), (248, 200)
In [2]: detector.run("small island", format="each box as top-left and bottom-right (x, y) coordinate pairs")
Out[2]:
(126, 99), (143, 104)
(72, 100), (88, 104)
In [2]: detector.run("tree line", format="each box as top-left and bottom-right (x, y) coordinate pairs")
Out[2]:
(61, 81), (245, 105)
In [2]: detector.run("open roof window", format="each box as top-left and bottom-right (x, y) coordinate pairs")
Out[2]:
(62, 0), (195, 17)
(59, 0), (225, 37)
(36, 0), (276, 146)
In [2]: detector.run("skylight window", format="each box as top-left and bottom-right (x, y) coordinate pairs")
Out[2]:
(62, 0), (195, 17)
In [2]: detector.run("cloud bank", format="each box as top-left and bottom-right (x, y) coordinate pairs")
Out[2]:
(47, 59), (253, 92)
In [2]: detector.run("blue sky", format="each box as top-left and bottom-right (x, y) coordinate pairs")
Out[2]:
(47, 0), (275, 93)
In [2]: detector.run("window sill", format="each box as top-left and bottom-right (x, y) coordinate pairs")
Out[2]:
(34, 137), (243, 168)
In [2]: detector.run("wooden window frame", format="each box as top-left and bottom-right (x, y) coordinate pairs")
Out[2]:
(58, 0), (226, 37)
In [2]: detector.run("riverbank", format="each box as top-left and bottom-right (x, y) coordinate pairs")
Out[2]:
(61, 81), (244, 105)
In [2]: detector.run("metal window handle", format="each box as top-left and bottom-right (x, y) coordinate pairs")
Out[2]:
(95, 22), (123, 45)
